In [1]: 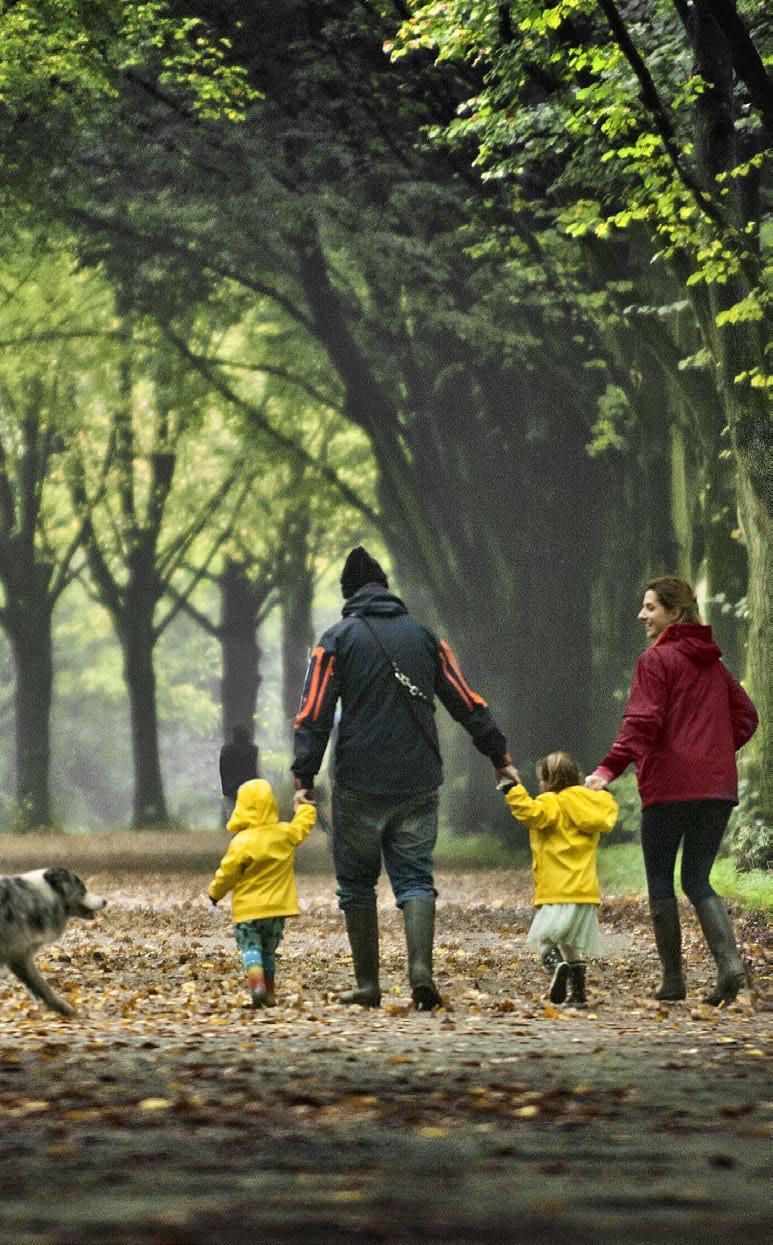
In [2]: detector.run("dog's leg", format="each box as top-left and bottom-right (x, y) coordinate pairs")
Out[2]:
(8, 957), (76, 1017)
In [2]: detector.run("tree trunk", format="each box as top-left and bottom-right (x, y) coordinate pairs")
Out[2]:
(7, 596), (53, 830)
(119, 608), (168, 827)
(219, 559), (262, 742)
(280, 546), (314, 740)
(687, 2), (770, 822)
(669, 421), (696, 581)
(702, 448), (747, 674)
(728, 402), (771, 823)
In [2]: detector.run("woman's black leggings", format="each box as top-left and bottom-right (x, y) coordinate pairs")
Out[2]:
(640, 799), (734, 905)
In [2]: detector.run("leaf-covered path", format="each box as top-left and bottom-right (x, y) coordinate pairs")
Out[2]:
(0, 869), (769, 1244)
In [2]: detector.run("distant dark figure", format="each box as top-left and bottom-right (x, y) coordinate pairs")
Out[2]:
(219, 725), (259, 821)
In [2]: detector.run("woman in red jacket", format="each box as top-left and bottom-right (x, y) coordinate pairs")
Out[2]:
(587, 577), (758, 1005)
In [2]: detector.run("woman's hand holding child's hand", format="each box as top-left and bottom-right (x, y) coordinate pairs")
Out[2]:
(585, 773), (608, 791)
(293, 789), (316, 812)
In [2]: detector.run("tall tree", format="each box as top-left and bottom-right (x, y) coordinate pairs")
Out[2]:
(69, 323), (246, 824)
(4, 0), (761, 825)
(0, 242), (113, 827)
(398, 0), (770, 818)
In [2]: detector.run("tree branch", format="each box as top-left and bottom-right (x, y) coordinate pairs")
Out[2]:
(197, 354), (342, 412)
(66, 207), (316, 333)
(595, 0), (738, 236)
(163, 329), (380, 526)
(693, 0), (772, 133)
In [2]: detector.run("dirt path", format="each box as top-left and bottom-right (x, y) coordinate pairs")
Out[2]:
(0, 871), (769, 1244)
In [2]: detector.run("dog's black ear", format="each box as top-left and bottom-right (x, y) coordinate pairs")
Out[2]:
(43, 868), (75, 897)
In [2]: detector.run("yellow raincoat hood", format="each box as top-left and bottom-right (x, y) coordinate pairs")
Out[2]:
(227, 779), (279, 833)
(209, 780), (316, 921)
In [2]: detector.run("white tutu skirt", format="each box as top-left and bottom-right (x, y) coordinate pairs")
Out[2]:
(526, 903), (602, 957)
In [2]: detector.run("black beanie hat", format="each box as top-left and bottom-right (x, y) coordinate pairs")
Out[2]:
(340, 546), (389, 599)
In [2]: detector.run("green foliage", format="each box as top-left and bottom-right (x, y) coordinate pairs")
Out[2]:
(729, 815), (772, 873)
(596, 843), (772, 911)
(604, 771), (640, 841)
(0, 1), (257, 123)
(709, 856), (772, 911)
(435, 822), (530, 869)
(727, 776), (772, 872)
(0, 0), (766, 833)
(586, 384), (631, 457)
(396, 0), (770, 391)
(596, 843), (646, 895)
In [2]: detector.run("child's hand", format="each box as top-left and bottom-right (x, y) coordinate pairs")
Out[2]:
(293, 789), (315, 812)
(495, 763), (520, 791)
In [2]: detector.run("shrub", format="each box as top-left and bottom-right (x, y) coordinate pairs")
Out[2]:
(602, 771), (640, 844)
(727, 777), (772, 872)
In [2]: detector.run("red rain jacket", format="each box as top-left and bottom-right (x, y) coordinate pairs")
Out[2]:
(596, 624), (758, 807)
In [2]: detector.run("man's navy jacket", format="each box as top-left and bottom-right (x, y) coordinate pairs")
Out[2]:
(292, 583), (508, 796)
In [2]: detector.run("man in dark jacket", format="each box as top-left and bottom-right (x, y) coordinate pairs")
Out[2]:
(292, 546), (511, 1009)
(219, 725), (259, 821)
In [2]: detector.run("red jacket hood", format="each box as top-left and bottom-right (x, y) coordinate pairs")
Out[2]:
(655, 623), (722, 666)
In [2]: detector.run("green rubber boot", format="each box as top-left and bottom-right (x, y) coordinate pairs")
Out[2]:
(340, 906), (381, 1007)
(695, 894), (746, 1006)
(649, 898), (687, 1001)
(403, 898), (443, 1010)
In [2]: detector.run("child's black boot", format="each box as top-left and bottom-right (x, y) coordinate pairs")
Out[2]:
(543, 946), (569, 1004)
(566, 961), (587, 1008)
(541, 945), (562, 977)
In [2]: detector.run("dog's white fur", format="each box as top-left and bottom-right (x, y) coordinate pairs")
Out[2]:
(0, 868), (106, 1016)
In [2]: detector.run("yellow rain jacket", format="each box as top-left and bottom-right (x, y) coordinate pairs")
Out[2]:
(209, 779), (316, 922)
(505, 784), (617, 906)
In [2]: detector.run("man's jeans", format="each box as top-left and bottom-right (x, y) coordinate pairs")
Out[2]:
(331, 784), (439, 910)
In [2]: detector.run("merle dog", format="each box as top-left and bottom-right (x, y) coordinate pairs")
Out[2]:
(0, 869), (106, 1016)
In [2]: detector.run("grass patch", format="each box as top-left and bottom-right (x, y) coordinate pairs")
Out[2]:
(434, 826), (530, 870)
(596, 842), (771, 912)
(709, 857), (772, 912)
(597, 843), (647, 895)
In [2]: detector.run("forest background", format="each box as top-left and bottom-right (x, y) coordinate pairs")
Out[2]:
(0, 0), (768, 867)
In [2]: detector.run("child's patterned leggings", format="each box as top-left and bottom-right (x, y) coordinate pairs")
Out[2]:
(233, 917), (285, 987)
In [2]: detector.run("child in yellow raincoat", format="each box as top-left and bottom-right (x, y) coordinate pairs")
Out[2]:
(498, 752), (617, 1008)
(209, 779), (316, 1007)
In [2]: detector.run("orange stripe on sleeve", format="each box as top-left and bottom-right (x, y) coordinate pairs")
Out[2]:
(439, 642), (473, 710)
(294, 647), (325, 727)
(443, 642), (488, 708)
(313, 655), (335, 720)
